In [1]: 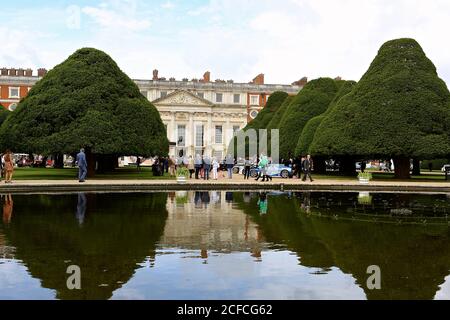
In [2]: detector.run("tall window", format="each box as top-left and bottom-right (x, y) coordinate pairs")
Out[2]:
(177, 125), (186, 147)
(9, 87), (19, 98)
(250, 95), (259, 106)
(160, 91), (167, 98)
(196, 125), (204, 147)
(216, 93), (223, 103)
(215, 126), (223, 144)
(233, 94), (240, 104)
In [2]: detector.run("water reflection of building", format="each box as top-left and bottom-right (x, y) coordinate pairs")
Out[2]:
(161, 191), (263, 254)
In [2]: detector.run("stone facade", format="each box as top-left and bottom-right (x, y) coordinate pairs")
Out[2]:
(0, 68), (303, 157)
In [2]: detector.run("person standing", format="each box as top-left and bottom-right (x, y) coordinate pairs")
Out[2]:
(203, 154), (211, 180)
(194, 154), (202, 179)
(0, 152), (3, 181)
(257, 154), (269, 182)
(360, 161), (366, 173)
(3, 150), (14, 184)
(188, 156), (195, 179)
(212, 157), (219, 180)
(168, 156), (176, 177)
(76, 148), (88, 183)
(226, 154), (234, 179)
(302, 154), (314, 182)
(136, 157), (141, 172)
(244, 157), (251, 180)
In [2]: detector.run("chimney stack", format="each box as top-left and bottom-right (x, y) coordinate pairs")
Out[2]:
(1, 68), (8, 76)
(18, 68), (25, 76)
(37, 68), (48, 77)
(9, 68), (17, 76)
(153, 69), (159, 81)
(202, 71), (211, 83)
(335, 76), (342, 81)
(292, 77), (308, 86)
(252, 73), (265, 85)
(25, 68), (33, 77)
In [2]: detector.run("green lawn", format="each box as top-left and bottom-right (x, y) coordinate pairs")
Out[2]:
(10, 167), (175, 181)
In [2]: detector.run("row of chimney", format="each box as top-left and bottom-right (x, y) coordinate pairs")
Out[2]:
(0, 68), (48, 77)
(153, 69), (269, 85)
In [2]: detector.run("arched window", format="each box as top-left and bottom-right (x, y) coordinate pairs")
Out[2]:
(8, 103), (18, 111)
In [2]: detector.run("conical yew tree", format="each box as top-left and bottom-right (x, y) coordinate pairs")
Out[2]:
(278, 78), (339, 159)
(311, 38), (450, 179)
(0, 48), (169, 176)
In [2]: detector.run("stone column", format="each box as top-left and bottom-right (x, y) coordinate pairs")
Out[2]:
(207, 113), (213, 157)
(188, 112), (194, 157)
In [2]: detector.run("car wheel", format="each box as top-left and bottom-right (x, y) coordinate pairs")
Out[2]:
(233, 167), (240, 174)
(281, 170), (289, 179)
(250, 170), (258, 178)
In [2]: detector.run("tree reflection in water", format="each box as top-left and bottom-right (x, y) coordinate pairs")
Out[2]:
(234, 191), (450, 300)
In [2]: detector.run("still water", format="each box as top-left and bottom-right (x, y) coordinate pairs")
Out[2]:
(2, 191), (450, 300)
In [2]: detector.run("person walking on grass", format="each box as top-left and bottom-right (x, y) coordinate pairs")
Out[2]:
(302, 154), (314, 182)
(76, 148), (88, 183)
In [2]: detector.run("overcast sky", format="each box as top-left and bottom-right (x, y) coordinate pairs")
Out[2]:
(1, 0), (450, 85)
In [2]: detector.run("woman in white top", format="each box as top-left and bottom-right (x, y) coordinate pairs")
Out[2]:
(212, 157), (219, 180)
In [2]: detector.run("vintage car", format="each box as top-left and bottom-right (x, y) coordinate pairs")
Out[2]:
(249, 164), (293, 179)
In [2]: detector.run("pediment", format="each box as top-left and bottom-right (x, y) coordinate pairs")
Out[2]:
(153, 90), (213, 106)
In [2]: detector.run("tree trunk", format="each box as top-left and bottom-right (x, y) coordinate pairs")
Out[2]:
(86, 148), (96, 178)
(53, 153), (64, 169)
(339, 157), (357, 176)
(393, 157), (411, 179)
(313, 156), (326, 174)
(412, 158), (421, 176)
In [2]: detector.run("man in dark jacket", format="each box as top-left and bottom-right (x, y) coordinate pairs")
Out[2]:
(302, 155), (314, 182)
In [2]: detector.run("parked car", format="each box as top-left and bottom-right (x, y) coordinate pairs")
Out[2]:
(250, 164), (293, 179)
(441, 165), (450, 172)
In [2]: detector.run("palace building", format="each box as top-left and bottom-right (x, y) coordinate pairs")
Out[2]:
(0, 67), (304, 158)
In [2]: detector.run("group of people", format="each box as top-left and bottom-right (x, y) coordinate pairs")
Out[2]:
(0, 150), (15, 184)
(285, 155), (314, 182)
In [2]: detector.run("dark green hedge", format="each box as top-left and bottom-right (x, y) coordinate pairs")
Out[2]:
(297, 80), (356, 155)
(311, 38), (450, 159)
(278, 78), (339, 159)
(0, 48), (169, 156)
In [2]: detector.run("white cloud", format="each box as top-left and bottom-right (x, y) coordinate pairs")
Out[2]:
(82, 6), (151, 31)
(161, 1), (175, 10)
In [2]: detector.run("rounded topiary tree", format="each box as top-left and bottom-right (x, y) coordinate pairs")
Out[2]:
(0, 108), (10, 127)
(296, 81), (356, 173)
(230, 91), (289, 158)
(0, 48), (168, 176)
(311, 38), (450, 179)
(278, 78), (339, 159)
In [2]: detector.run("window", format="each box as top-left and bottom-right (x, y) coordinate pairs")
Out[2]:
(160, 91), (167, 98)
(8, 103), (18, 111)
(215, 126), (223, 144)
(196, 125), (204, 147)
(250, 110), (259, 119)
(216, 93), (223, 103)
(233, 94), (240, 104)
(197, 92), (205, 99)
(9, 87), (20, 98)
(177, 125), (186, 147)
(250, 95), (259, 106)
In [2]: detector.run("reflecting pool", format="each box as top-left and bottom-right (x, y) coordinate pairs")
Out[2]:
(1, 191), (450, 300)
